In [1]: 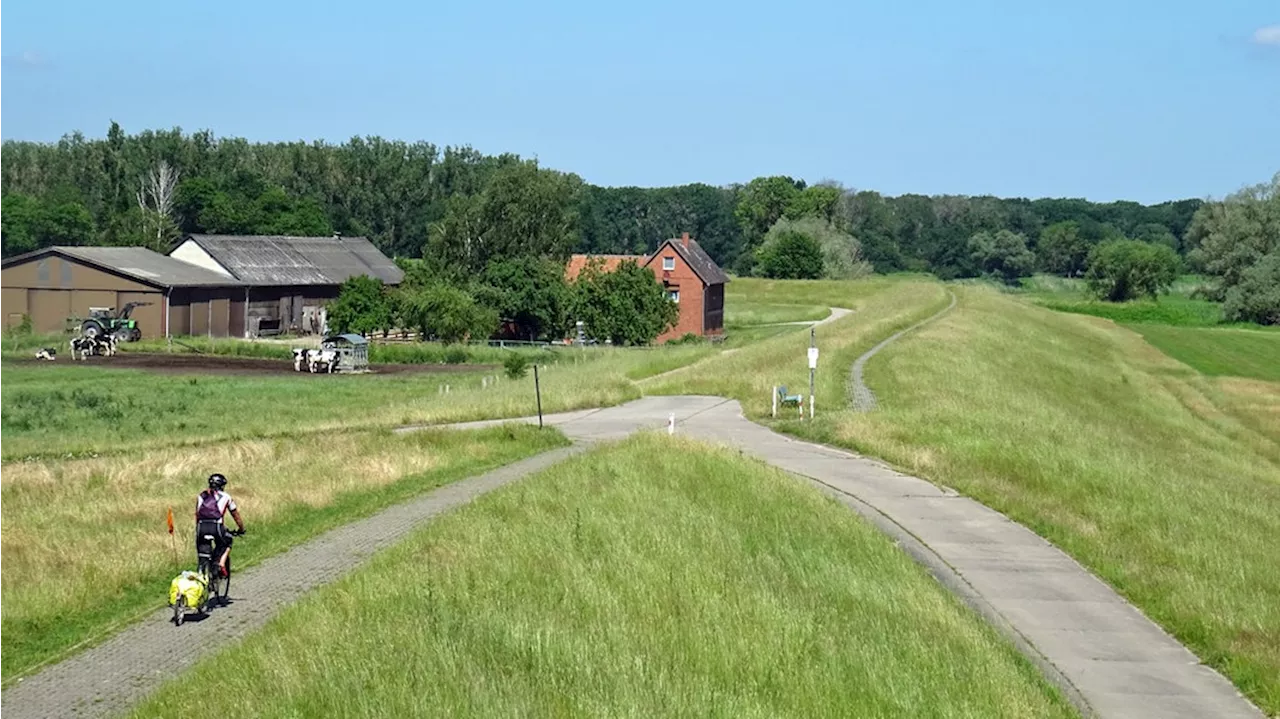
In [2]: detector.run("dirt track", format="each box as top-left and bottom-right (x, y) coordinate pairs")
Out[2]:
(15, 352), (496, 377)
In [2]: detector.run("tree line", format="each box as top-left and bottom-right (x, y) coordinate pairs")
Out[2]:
(2, 125), (1276, 326)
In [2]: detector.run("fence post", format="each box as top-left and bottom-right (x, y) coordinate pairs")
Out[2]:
(534, 365), (544, 428)
(772, 386), (778, 418)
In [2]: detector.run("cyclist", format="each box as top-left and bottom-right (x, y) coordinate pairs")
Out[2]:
(195, 473), (246, 576)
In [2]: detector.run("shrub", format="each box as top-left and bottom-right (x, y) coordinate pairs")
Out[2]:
(503, 352), (530, 379)
(1222, 251), (1280, 325)
(442, 347), (469, 364)
(754, 230), (824, 279)
(1085, 240), (1181, 301)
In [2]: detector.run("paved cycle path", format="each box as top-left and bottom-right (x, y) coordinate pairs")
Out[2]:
(3, 396), (1263, 719)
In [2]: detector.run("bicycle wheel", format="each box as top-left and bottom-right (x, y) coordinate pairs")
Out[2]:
(220, 556), (232, 607)
(173, 596), (186, 626)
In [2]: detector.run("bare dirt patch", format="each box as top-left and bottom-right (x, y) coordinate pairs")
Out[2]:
(15, 353), (496, 377)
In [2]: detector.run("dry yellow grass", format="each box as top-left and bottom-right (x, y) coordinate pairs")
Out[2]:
(1, 425), (566, 680)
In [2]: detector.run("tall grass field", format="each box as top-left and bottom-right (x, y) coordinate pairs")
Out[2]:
(129, 435), (1074, 719)
(0, 425), (568, 682)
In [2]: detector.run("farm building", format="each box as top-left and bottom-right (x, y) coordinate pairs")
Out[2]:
(567, 232), (728, 343)
(169, 234), (404, 336)
(1, 246), (246, 337)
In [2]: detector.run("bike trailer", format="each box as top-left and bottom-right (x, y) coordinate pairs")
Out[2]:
(168, 570), (208, 608)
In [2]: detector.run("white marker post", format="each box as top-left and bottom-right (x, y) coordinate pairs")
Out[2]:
(668, 412), (675, 435)
(772, 386), (778, 418)
(807, 328), (818, 421)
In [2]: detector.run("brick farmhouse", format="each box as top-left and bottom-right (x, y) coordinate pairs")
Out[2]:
(567, 232), (728, 343)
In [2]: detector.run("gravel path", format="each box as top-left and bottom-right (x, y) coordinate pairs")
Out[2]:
(4, 392), (1264, 719)
(849, 291), (957, 411)
(0, 447), (588, 719)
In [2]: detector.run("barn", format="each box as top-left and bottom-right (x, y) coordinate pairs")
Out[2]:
(1, 246), (246, 338)
(170, 234), (404, 336)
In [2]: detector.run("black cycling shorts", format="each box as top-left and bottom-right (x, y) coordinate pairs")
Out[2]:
(195, 519), (233, 558)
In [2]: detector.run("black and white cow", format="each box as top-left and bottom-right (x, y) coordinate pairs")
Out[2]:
(35, 348), (57, 361)
(69, 337), (94, 361)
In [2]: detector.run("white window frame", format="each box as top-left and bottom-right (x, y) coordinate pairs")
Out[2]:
(668, 290), (680, 303)
(662, 256), (675, 271)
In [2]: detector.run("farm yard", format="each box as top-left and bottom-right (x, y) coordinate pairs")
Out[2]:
(6, 351), (498, 377)
(2, 274), (1278, 716)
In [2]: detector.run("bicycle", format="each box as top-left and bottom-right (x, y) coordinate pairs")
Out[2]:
(198, 524), (243, 606)
(175, 524), (243, 625)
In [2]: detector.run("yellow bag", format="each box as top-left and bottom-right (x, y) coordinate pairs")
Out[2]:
(168, 571), (207, 608)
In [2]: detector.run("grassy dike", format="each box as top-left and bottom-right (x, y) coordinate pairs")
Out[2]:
(130, 435), (1076, 718)
(802, 286), (1280, 713)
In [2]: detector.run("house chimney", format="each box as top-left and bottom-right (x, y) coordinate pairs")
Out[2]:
(681, 232), (690, 249)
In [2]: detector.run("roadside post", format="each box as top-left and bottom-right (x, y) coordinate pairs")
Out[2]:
(534, 364), (544, 428)
(808, 327), (818, 420)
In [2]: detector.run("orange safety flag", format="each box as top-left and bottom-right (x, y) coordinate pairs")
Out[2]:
(167, 506), (175, 535)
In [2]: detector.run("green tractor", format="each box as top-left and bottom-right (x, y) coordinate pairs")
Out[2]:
(80, 302), (152, 342)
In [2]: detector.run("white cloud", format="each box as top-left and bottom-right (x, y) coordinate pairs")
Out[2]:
(1254, 25), (1280, 46)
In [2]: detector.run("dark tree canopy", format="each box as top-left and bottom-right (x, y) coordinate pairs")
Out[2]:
(0, 123), (1220, 289)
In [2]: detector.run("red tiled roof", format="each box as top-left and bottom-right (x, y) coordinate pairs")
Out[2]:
(565, 254), (645, 281)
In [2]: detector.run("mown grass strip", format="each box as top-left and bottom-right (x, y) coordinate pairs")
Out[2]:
(130, 435), (1075, 718)
(1125, 323), (1280, 382)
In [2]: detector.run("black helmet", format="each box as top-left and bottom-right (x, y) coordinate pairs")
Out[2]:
(208, 473), (228, 490)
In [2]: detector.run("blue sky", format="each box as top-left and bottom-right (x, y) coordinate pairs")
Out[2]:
(2, 0), (1277, 203)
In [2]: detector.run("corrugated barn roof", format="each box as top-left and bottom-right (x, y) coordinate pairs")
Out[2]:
(182, 235), (404, 286)
(2, 246), (244, 288)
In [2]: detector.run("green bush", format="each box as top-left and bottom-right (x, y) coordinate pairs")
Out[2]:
(1085, 240), (1180, 301)
(755, 230), (824, 279)
(442, 347), (469, 364)
(504, 352), (530, 379)
(1222, 252), (1280, 325)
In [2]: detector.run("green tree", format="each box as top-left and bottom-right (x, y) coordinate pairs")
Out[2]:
(1222, 251), (1280, 325)
(755, 230), (824, 279)
(477, 257), (569, 341)
(733, 176), (803, 272)
(1085, 240), (1181, 301)
(969, 230), (1036, 284)
(785, 184), (842, 223)
(762, 217), (870, 280)
(2, 194), (43, 256)
(397, 284), (497, 344)
(427, 160), (582, 276)
(1038, 221), (1089, 276)
(328, 275), (392, 336)
(1132, 223), (1179, 253)
(1185, 173), (1280, 299)
(570, 260), (677, 345)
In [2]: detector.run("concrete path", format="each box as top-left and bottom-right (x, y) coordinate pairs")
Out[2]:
(751, 305), (854, 327)
(5, 395), (1264, 719)
(849, 292), (956, 411)
(439, 396), (1266, 719)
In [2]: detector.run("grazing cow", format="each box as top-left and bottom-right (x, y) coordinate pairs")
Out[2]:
(69, 337), (94, 361)
(307, 349), (338, 373)
(35, 348), (57, 361)
(292, 348), (306, 372)
(93, 335), (118, 357)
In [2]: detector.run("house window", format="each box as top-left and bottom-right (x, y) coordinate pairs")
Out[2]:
(668, 290), (680, 303)
(663, 256), (675, 271)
